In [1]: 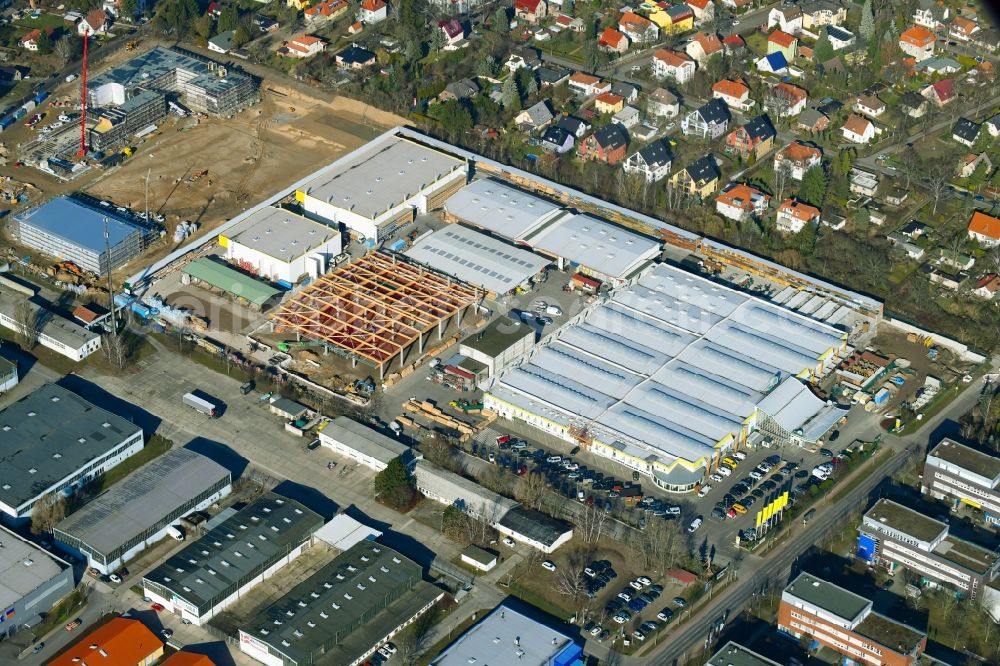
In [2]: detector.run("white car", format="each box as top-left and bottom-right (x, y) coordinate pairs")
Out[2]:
(58, 114), (70, 122)
(637, 576), (652, 586)
(589, 624), (602, 636)
(612, 613), (628, 624)
(542, 560), (557, 572)
(108, 573), (122, 583)
(688, 517), (703, 533)
(533, 300), (548, 311)
(665, 506), (681, 515)
(502, 537), (515, 548)
(629, 580), (643, 590)
(715, 465), (732, 477)
(709, 473), (723, 483)
(749, 471), (763, 481)
(697, 485), (712, 498)
(733, 451), (747, 461)
(545, 304), (563, 316)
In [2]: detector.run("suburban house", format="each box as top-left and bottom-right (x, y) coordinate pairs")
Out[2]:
(849, 167), (879, 197)
(854, 94), (886, 118)
(651, 49), (696, 83)
(663, 4), (695, 33)
(682, 98), (731, 139)
(514, 0), (546, 23)
(774, 141), (822, 180)
(796, 108), (829, 132)
(304, 0), (349, 23)
(913, 56), (961, 75)
(914, 0), (949, 30)
(613, 106), (641, 129)
(723, 34), (747, 55)
(540, 126), (574, 154)
(921, 78), (956, 106)
(670, 155), (722, 199)
(841, 113), (881, 144)
(78, 8), (110, 35)
(538, 66), (571, 87)
(648, 88), (680, 118)
(776, 199), (821, 233)
(968, 211), (1000, 248)
(578, 124), (629, 165)
(685, 31), (723, 65)
(712, 79), (753, 112)
(756, 51), (789, 74)
(973, 273), (999, 299)
(623, 139), (673, 183)
(438, 19), (465, 49)
(767, 30), (798, 60)
(899, 25), (935, 59)
(207, 30), (235, 54)
(19, 27), (54, 51)
(619, 11), (658, 44)
(557, 116), (590, 138)
(716, 184), (770, 222)
(555, 14), (585, 32)
(767, 6), (803, 34)
(357, 0), (387, 23)
(595, 92), (625, 115)
(439, 78), (479, 101)
(686, 0), (714, 25)
(987, 115), (1000, 137)
(726, 115), (776, 161)
(515, 100), (554, 131)
(952, 117), (981, 147)
(900, 91), (929, 118)
(506, 45), (541, 71)
(801, 0), (847, 28)
(599, 28), (630, 54)
(767, 82), (808, 117)
(336, 45), (376, 68)
(950, 16), (979, 41)
(611, 82), (639, 104)
(282, 34), (326, 58)
(956, 153), (991, 178)
(568, 72), (610, 97)
(825, 25), (856, 50)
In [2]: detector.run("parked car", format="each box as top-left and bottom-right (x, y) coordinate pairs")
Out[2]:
(542, 560), (557, 571)
(688, 517), (702, 533)
(65, 619), (82, 631)
(673, 596), (687, 607)
(502, 537), (515, 548)
(657, 608), (674, 622)
(697, 484), (713, 497)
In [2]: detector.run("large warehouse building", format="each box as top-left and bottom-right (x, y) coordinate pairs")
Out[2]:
(219, 206), (343, 285)
(0, 384), (144, 524)
(11, 195), (158, 274)
(141, 492), (323, 626)
(0, 525), (74, 641)
(297, 134), (467, 242)
(238, 541), (444, 666)
(54, 447), (232, 574)
(485, 263), (848, 492)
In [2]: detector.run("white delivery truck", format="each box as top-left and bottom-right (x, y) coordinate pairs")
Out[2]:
(166, 525), (185, 541)
(183, 392), (218, 417)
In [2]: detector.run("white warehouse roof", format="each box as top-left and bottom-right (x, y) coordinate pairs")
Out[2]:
(224, 206), (339, 262)
(524, 213), (661, 280)
(445, 178), (565, 240)
(404, 225), (549, 294)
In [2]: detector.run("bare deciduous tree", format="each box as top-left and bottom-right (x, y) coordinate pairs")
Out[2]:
(31, 492), (66, 534)
(514, 472), (548, 511)
(772, 159), (793, 203)
(14, 300), (38, 350)
(577, 504), (609, 544)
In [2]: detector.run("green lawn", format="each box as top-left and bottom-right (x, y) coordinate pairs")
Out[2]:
(14, 12), (69, 31)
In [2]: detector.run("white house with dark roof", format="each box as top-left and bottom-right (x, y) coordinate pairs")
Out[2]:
(623, 140), (673, 183)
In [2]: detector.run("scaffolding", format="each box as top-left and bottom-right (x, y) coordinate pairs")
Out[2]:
(270, 252), (479, 378)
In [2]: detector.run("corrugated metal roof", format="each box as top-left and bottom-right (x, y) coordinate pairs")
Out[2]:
(183, 257), (281, 306)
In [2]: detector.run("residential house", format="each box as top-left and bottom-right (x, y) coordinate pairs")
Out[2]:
(287, 0), (312, 9)
(515, 100), (554, 131)
(610, 82), (639, 104)
(776, 199), (821, 233)
(685, 32), (723, 65)
(540, 126), (574, 153)
(652, 49), (696, 83)
(304, 0), (349, 23)
(686, 0), (714, 25)
(568, 72), (609, 97)
(914, 0), (949, 31)
(986, 115), (1000, 137)
(766, 82), (808, 117)
(950, 16), (979, 41)
(883, 189), (909, 207)
(557, 116), (590, 138)
(767, 30), (798, 60)
(822, 211), (846, 230)
(936, 247), (975, 272)
(952, 117), (981, 147)
(716, 184), (770, 222)
(899, 220), (928, 239)
(854, 94), (886, 118)
(19, 27), (53, 51)
(841, 113), (881, 144)
(968, 211), (1000, 247)
(555, 14), (585, 32)
(912, 56), (961, 75)
(207, 30), (235, 54)
(971, 28), (1000, 53)
(595, 92), (625, 115)
(720, 0), (752, 9)
(722, 34), (747, 55)
(825, 25), (855, 50)
(670, 155), (722, 198)
(599, 28), (630, 54)
(283, 34), (326, 58)
(439, 78), (479, 101)
(438, 19), (465, 49)
(648, 88), (680, 118)
(347, 21), (363, 35)
(887, 232), (926, 259)
(899, 25), (936, 59)
(514, 0), (546, 24)
(900, 91), (929, 118)
(537, 66), (571, 87)
(921, 78), (956, 106)
(849, 167), (879, 197)
(796, 108), (829, 132)
(358, 0), (388, 24)
(756, 51), (789, 74)
(253, 14), (280, 32)
(973, 273), (999, 299)
(613, 106), (641, 129)
(619, 11), (658, 44)
(682, 98), (730, 139)
(578, 124), (629, 164)
(726, 114), (776, 160)
(623, 139), (673, 183)
(800, 0), (847, 29)
(336, 45), (376, 68)
(506, 45), (541, 72)
(774, 141), (822, 180)
(663, 4), (695, 34)
(711, 79), (753, 112)
(767, 6), (803, 34)
(77, 8), (109, 35)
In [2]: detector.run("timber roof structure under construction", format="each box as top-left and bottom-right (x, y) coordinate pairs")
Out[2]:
(269, 251), (479, 376)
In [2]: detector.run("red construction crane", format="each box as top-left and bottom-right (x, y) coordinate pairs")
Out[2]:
(77, 30), (88, 158)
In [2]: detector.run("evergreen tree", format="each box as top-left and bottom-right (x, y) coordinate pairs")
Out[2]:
(500, 75), (520, 110)
(493, 6), (509, 34)
(373, 457), (417, 509)
(799, 165), (828, 207)
(218, 6), (239, 33)
(475, 54), (497, 79)
(35, 31), (52, 54)
(859, 0), (875, 42)
(814, 30), (834, 63)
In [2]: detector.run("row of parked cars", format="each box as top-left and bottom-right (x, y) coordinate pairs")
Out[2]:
(710, 455), (800, 521)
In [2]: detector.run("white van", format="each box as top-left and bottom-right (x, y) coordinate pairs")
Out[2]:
(545, 304), (563, 316)
(697, 485), (712, 498)
(166, 526), (185, 541)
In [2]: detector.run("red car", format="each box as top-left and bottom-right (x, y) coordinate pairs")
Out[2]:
(150, 603), (165, 612)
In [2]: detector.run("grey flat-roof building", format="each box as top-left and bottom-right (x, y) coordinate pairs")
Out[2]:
(238, 541), (444, 666)
(0, 525), (74, 640)
(414, 460), (519, 525)
(0, 384), (144, 524)
(11, 196), (157, 274)
(142, 492), (323, 625)
(922, 438), (1000, 525)
(319, 416), (416, 472)
(0, 290), (102, 362)
(460, 316), (534, 379)
(705, 642), (781, 666)
(54, 448), (232, 574)
(496, 507), (574, 554)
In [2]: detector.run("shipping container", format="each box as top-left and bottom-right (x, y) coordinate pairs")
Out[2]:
(0, 117), (12, 129)
(34, 90), (49, 104)
(183, 392), (218, 417)
(21, 100), (35, 112)
(14, 109), (27, 119)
